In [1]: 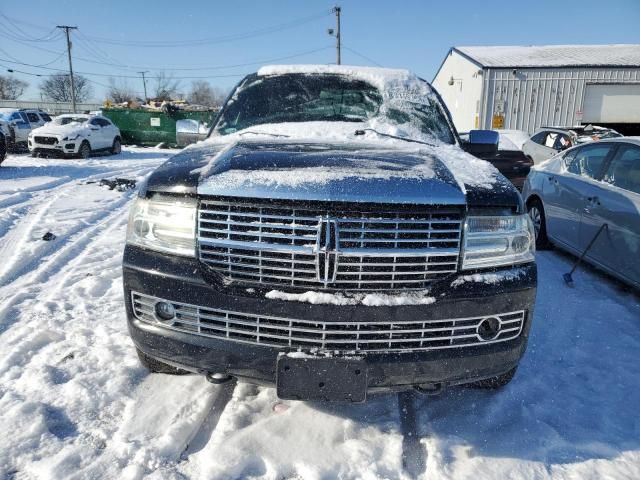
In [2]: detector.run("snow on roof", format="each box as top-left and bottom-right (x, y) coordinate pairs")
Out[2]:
(257, 64), (417, 91)
(454, 44), (640, 68)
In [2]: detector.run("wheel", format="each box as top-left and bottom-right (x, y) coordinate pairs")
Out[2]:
(30, 150), (38, 158)
(78, 141), (91, 159)
(468, 367), (517, 389)
(0, 136), (5, 164)
(135, 347), (189, 375)
(111, 137), (122, 155)
(527, 197), (551, 249)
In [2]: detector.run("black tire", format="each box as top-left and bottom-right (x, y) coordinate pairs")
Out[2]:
(136, 347), (190, 375)
(78, 141), (91, 159)
(111, 137), (122, 155)
(468, 367), (517, 389)
(527, 197), (551, 249)
(31, 150), (38, 158)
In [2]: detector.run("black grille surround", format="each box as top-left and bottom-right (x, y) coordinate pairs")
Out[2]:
(34, 136), (58, 145)
(197, 197), (463, 291)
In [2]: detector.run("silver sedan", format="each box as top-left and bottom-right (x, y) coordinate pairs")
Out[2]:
(523, 137), (640, 289)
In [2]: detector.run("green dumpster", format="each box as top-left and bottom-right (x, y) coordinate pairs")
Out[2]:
(102, 108), (216, 146)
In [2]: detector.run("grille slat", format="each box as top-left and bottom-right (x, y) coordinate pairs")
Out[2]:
(132, 292), (525, 353)
(198, 199), (462, 291)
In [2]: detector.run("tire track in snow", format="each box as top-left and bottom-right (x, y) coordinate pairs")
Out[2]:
(0, 162), (158, 290)
(398, 391), (428, 477)
(71, 377), (236, 479)
(0, 164), (160, 329)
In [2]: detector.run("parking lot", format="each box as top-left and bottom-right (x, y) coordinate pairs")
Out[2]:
(0, 148), (638, 479)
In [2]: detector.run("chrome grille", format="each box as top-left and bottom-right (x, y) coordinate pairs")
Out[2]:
(198, 199), (462, 291)
(132, 292), (525, 353)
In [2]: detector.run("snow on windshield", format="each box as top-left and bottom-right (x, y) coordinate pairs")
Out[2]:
(53, 116), (88, 126)
(212, 66), (456, 146)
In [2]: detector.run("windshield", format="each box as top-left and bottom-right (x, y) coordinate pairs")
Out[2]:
(213, 73), (455, 144)
(214, 74), (382, 135)
(53, 116), (88, 126)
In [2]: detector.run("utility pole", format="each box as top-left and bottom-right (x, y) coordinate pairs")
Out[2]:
(334, 6), (341, 65)
(57, 25), (78, 113)
(138, 71), (149, 101)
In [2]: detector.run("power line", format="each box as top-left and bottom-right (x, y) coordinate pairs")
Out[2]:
(80, 9), (334, 48)
(0, 15), (61, 43)
(342, 45), (384, 67)
(0, 27), (334, 74)
(0, 14), (62, 40)
(0, 45), (334, 79)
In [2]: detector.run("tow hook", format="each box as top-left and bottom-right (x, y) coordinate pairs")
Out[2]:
(414, 383), (445, 396)
(205, 372), (234, 384)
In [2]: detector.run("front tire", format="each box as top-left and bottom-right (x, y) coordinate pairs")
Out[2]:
(111, 137), (121, 155)
(527, 197), (551, 249)
(78, 141), (91, 159)
(468, 367), (517, 389)
(136, 347), (190, 375)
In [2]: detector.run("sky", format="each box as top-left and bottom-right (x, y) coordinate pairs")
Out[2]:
(1, 0), (639, 102)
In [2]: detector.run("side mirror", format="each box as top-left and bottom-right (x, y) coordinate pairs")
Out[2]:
(462, 129), (499, 156)
(176, 119), (209, 147)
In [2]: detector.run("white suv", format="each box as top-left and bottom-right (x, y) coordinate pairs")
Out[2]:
(28, 114), (122, 159)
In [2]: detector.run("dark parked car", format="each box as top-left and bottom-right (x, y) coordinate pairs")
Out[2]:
(524, 138), (640, 289)
(123, 65), (537, 402)
(0, 129), (6, 165)
(460, 130), (533, 190)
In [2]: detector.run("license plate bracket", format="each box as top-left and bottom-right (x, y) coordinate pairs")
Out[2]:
(276, 355), (368, 403)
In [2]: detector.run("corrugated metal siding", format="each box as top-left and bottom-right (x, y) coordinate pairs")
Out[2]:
(480, 68), (640, 132)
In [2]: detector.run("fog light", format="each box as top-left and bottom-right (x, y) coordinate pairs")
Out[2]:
(155, 301), (176, 322)
(477, 316), (500, 341)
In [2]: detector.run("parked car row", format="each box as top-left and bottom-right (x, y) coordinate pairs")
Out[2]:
(522, 125), (622, 165)
(0, 108), (52, 150)
(461, 125), (638, 289)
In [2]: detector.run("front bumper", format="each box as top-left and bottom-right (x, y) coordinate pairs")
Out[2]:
(123, 246), (537, 393)
(28, 138), (79, 156)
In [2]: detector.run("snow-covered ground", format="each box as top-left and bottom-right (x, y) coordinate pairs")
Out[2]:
(0, 148), (639, 480)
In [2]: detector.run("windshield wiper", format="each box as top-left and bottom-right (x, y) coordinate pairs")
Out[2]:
(354, 128), (436, 147)
(238, 130), (290, 138)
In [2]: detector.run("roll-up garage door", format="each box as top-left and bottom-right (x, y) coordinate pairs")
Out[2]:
(582, 84), (640, 123)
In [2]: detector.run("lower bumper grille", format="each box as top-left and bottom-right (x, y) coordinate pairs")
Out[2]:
(131, 292), (525, 353)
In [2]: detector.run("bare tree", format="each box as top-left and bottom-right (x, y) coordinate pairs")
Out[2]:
(154, 72), (181, 101)
(0, 75), (28, 100)
(187, 80), (227, 107)
(107, 77), (137, 103)
(40, 74), (92, 102)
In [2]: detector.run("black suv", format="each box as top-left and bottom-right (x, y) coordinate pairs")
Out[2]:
(123, 66), (537, 402)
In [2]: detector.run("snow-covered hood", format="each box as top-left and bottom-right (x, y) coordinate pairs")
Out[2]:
(31, 122), (88, 138)
(143, 138), (521, 208)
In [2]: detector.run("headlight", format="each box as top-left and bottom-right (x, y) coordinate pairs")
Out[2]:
(462, 214), (535, 269)
(63, 134), (79, 141)
(126, 195), (196, 256)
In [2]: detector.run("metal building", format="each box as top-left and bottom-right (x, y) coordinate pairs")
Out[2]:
(432, 45), (640, 134)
